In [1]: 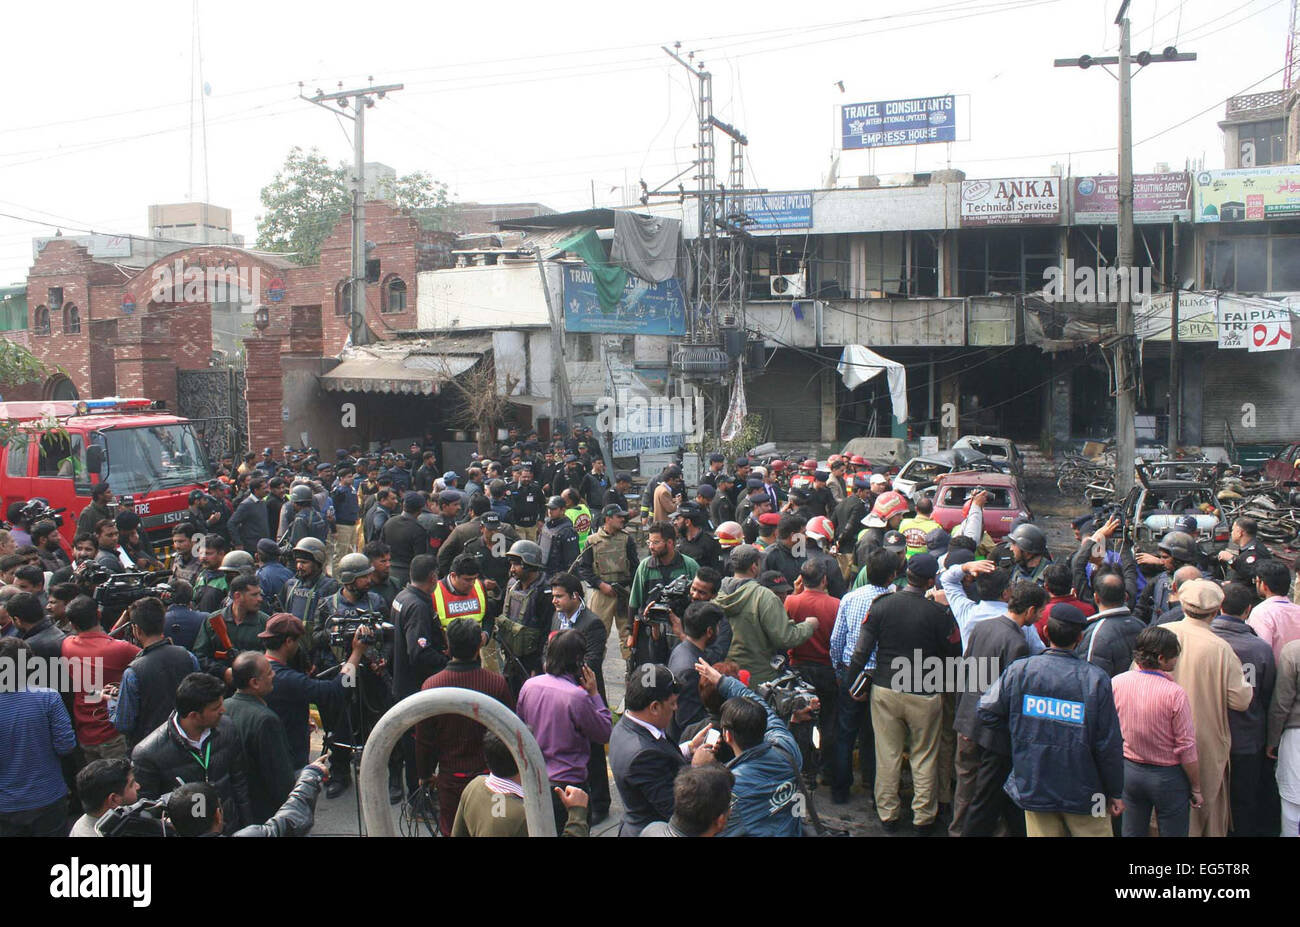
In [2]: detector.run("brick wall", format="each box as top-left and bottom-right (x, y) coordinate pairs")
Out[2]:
(243, 336), (283, 453)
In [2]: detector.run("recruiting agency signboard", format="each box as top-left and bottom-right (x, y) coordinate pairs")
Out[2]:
(1194, 166), (1300, 222)
(841, 95), (956, 149)
(1073, 173), (1191, 223)
(960, 177), (1061, 226)
(562, 266), (687, 335)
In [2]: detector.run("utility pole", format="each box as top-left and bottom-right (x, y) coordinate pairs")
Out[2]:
(1169, 215), (1181, 450)
(1055, 1), (1194, 495)
(300, 80), (403, 346)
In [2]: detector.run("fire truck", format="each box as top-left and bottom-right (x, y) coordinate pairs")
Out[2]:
(0, 397), (216, 556)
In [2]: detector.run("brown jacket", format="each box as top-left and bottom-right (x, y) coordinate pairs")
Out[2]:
(450, 775), (587, 837)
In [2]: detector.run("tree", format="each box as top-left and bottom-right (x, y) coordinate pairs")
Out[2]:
(255, 147), (450, 266)
(437, 354), (520, 457)
(0, 337), (73, 467)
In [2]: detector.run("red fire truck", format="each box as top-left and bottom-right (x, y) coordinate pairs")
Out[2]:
(0, 397), (216, 556)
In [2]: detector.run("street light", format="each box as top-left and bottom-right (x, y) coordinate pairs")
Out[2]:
(253, 304), (269, 333)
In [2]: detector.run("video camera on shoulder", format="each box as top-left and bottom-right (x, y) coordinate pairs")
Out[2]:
(0, 496), (67, 530)
(95, 796), (175, 838)
(91, 570), (175, 611)
(757, 654), (819, 722)
(643, 573), (691, 624)
(320, 607), (394, 650)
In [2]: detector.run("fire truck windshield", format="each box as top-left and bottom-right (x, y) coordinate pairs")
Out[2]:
(99, 423), (214, 495)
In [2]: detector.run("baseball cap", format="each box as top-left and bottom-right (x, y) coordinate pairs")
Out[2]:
(442, 471), (460, 482)
(758, 570), (794, 593)
(944, 548), (975, 567)
(481, 512), (502, 528)
(259, 613), (306, 639)
(883, 530), (907, 552)
(438, 489), (464, 505)
(696, 484), (716, 499)
(1180, 579), (1224, 616)
(746, 477), (764, 490)
(256, 538), (280, 557)
(601, 503), (629, 518)
(716, 473), (736, 485)
(1174, 514), (1200, 535)
(853, 475), (872, 489)
(925, 528), (952, 553)
(564, 454), (578, 463)
(905, 553), (940, 579)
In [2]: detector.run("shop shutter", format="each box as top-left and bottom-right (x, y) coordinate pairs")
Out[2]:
(745, 349), (821, 443)
(1201, 349), (1299, 445)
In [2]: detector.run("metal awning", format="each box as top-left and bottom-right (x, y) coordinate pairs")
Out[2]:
(319, 336), (490, 395)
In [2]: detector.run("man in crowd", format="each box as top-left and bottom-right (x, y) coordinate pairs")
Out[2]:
(0, 637), (77, 836)
(716, 544), (818, 686)
(224, 651), (296, 822)
(1251, 560), (1300, 662)
(70, 757), (139, 837)
(383, 492), (431, 587)
(113, 597), (201, 750)
(193, 573), (270, 685)
(61, 595), (139, 760)
(783, 559), (841, 782)
(450, 730), (589, 837)
(578, 503), (638, 664)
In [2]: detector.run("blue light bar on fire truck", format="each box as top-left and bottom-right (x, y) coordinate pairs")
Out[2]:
(73, 397), (158, 415)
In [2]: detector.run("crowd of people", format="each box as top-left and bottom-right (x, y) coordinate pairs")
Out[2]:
(3, 431), (1299, 839)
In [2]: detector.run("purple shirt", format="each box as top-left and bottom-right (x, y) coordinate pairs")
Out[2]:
(517, 672), (612, 784)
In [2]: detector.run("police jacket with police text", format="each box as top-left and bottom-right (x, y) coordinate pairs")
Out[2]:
(976, 648), (1124, 815)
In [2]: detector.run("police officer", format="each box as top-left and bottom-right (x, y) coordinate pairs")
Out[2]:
(833, 475), (873, 557)
(976, 603), (1124, 837)
(495, 540), (554, 694)
(700, 452), (727, 489)
(538, 496), (580, 581)
(1007, 523), (1052, 584)
(577, 504), (638, 663)
(382, 492), (431, 588)
(709, 473), (736, 527)
(283, 484), (328, 545)
(420, 490), (463, 567)
(464, 511), (517, 618)
(282, 538), (341, 660)
(1216, 515), (1272, 584)
(510, 465), (545, 542)
(1134, 530), (1201, 623)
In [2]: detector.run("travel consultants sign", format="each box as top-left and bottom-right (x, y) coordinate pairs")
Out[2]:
(1073, 173), (1191, 223)
(562, 266), (687, 335)
(960, 177), (1061, 226)
(841, 95), (956, 149)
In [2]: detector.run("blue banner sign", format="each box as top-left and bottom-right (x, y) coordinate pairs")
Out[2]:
(563, 265), (687, 335)
(841, 95), (956, 149)
(737, 192), (813, 231)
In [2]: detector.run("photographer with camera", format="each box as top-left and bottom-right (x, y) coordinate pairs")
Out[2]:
(628, 522), (699, 670)
(693, 658), (806, 837)
(164, 756), (329, 837)
(130, 672), (254, 833)
(261, 613), (369, 799)
(113, 597), (200, 750)
(714, 545), (818, 688)
(193, 574), (270, 686)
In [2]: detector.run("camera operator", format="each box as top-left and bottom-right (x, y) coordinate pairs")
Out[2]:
(51, 534), (96, 586)
(75, 483), (115, 537)
(714, 545), (817, 687)
(693, 658), (806, 837)
(165, 757), (329, 837)
(160, 579), (205, 651)
(192, 574), (270, 686)
(71, 757), (138, 837)
(130, 672), (253, 833)
(628, 522), (699, 671)
(313, 552), (388, 666)
(31, 519), (71, 575)
(261, 614), (368, 799)
(113, 597), (200, 750)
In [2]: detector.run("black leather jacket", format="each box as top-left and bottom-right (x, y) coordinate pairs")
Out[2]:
(231, 766), (324, 837)
(131, 713), (254, 833)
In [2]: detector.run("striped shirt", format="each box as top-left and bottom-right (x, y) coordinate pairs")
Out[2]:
(1111, 669), (1198, 766)
(0, 687), (77, 813)
(828, 584), (892, 674)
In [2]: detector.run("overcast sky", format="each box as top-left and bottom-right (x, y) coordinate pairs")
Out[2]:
(1, 0), (1289, 284)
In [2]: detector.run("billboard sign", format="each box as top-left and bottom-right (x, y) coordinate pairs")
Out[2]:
(1073, 172), (1191, 223)
(1218, 299), (1295, 351)
(960, 177), (1061, 226)
(562, 266), (687, 335)
(1194, 166), (1300, 222)
(737, 192), (813, 231)
(1135, 291), (1217, 342)
(841, 95), (956, 149)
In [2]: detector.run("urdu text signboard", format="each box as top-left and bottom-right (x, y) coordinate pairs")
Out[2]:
(1218, 300), (1295, 352)
(562, 265), (687, 335)
(1194, 166), (1300, 222)
(960, 177), (1061, 226)
(1073, 173), (1191, 223)
(841, 96), (956, 149)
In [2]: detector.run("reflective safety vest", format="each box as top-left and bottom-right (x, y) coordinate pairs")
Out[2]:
(898, 515), (941, 557)
(432, 577), (487, 627)
(566, 504), (592, 549)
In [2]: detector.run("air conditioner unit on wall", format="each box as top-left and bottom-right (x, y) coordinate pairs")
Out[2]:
(769, 273), (807, 298)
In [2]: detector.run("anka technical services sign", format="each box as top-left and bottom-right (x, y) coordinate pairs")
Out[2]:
(841, 95), (956, 149)
(960, 177), (1062, 226)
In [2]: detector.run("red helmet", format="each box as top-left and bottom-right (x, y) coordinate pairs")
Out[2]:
(864, 491), (908, 527)
(805, 515), (835, 544)
(800, 459), (817, 471)
(769, 459), (787, 472)
(849, 455), (870, 467)
(716, 521), (743, 548)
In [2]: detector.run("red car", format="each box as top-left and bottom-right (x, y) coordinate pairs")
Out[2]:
(930, 471), (1031, 541)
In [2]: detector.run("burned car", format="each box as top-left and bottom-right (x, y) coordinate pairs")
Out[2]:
(892, 447), (1007, 500)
